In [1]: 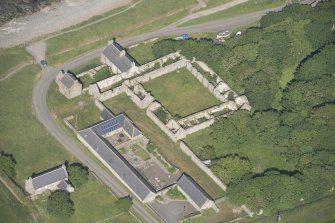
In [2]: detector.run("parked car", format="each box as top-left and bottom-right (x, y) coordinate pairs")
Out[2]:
(40, 60), (48, 67)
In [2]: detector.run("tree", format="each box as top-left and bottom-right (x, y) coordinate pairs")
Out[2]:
(47, 191), (74, 220)
(211, 154), (252, 184)
(0, 152), (16, 178)
(68, 163), (89, 188)
(115, 197), (132, 212)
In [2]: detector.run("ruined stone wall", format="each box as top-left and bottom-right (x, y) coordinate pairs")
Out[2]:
(184, 119), (215, 135)
(146, 104), (186, 142)
(99, 85), (126, 101)
(179, 142), (227, 191)
(131, 59), (186, 84)
(76, 65), (106, 78)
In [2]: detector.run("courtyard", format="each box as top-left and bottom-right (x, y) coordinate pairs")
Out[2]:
(143, 68), (220, 118)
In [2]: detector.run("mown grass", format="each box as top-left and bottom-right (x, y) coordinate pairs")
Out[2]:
(0, 53), (139, 222)
(127, 39), (160, 65)
(0, 65), (76, 187)
(205, 0), (235, 9)
(46, 0), (196, 65)
(0, 47), (33, 78)
(47, 82), (101, 130)
(71, 58), (101, 74)
(34, 174), (138, 223)
(104, 93), (225, 199)
(0, 181), (35, 223)
(180, 0), (286, 27)
(143, 68), (220, 117)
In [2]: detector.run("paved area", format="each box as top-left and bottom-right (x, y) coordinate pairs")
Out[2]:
(150, 200), (198, 223)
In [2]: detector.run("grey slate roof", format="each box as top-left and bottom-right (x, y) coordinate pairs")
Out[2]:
(57, 180), (68, 191)
(78, 128), (155, 200)
(91, 114), (141, 138)
(60, 71), (77, 89)
(31, 166), (68, 190)
(100, 108), (115, 120)
(102, 42), (136, 73)
(176, 174), (213, 208)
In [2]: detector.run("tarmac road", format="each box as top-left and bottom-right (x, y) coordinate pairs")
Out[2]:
(32, 3), (305, 222)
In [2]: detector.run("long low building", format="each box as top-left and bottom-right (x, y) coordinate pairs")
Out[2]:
(77, 114), (156, 202)
(176, 174), (217, 211)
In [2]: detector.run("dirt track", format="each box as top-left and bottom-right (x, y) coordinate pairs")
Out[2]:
(0, 0), (131, 48)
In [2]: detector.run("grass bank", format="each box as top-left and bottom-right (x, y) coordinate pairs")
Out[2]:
(180, 0), (286, 27)
(46, 0), (196, 66)
(0, 52), (137, 222)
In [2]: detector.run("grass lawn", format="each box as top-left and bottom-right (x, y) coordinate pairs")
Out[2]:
(128, 39), (160, 65)
(46, 0), (196, 65)
(242, 195), (335, 223)
(184, 126), (294, 173)
(71, 58), (101, 74)
(0, 53), (138, 222)
(143, 68), (220, 117)
(0, 181), (35, 223)
(79, 66), (111, 88)
(104, 93), (225, 199)
(0, 47), (33, 79)
(0, 65), (77, 187)
(180, 0), (287, 27)
(47, 82), (101, 130)
(34, 174), (138, 223)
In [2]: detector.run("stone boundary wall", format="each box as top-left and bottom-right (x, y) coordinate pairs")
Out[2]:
(95, 52), (181, 91)
(179, 141), (227, 191)
(131, 59), (186, 84)
(94, 99), (105, 111)
(184, 119), (215, 135)
(76, 65), (106, 78)
(146, 106), (184, 142)
(136, 51), (180, 73)
(99, 85), (126, 101)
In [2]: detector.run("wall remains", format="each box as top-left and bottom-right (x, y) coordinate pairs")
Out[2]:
(179, 142), (227, 191)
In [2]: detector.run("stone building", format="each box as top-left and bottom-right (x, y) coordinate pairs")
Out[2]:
(101, 40), (138, 74)
(55, 70), (82, 99)
(176, 174), (217, 211)
(25, 164), (74, 196)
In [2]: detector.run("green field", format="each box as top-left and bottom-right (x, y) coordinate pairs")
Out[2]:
(35, 174), (138, 223)
(0, 51), (137, 222)
(0, 181), (34, 223)
(46, 0), (196, 65)
(180, 0), (286, 27)
(0, 47), (33, 79)
(47, 82), (101, 130)
(104, 93), (225, 199)
(0, 64), (76, 186)
(143, 68), (220, 117)
(128, 39), (160, 65)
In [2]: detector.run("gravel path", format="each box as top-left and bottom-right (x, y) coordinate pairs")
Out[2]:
(0, 0), (131, 48)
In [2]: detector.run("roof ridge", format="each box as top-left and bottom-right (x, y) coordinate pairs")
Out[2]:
(32, 165), (67, 180)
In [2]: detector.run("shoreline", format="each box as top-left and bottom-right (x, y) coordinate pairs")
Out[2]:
(0, 0), (132, 48)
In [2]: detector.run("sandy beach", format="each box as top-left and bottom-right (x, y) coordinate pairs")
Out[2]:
(0, 0), (132, 48)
